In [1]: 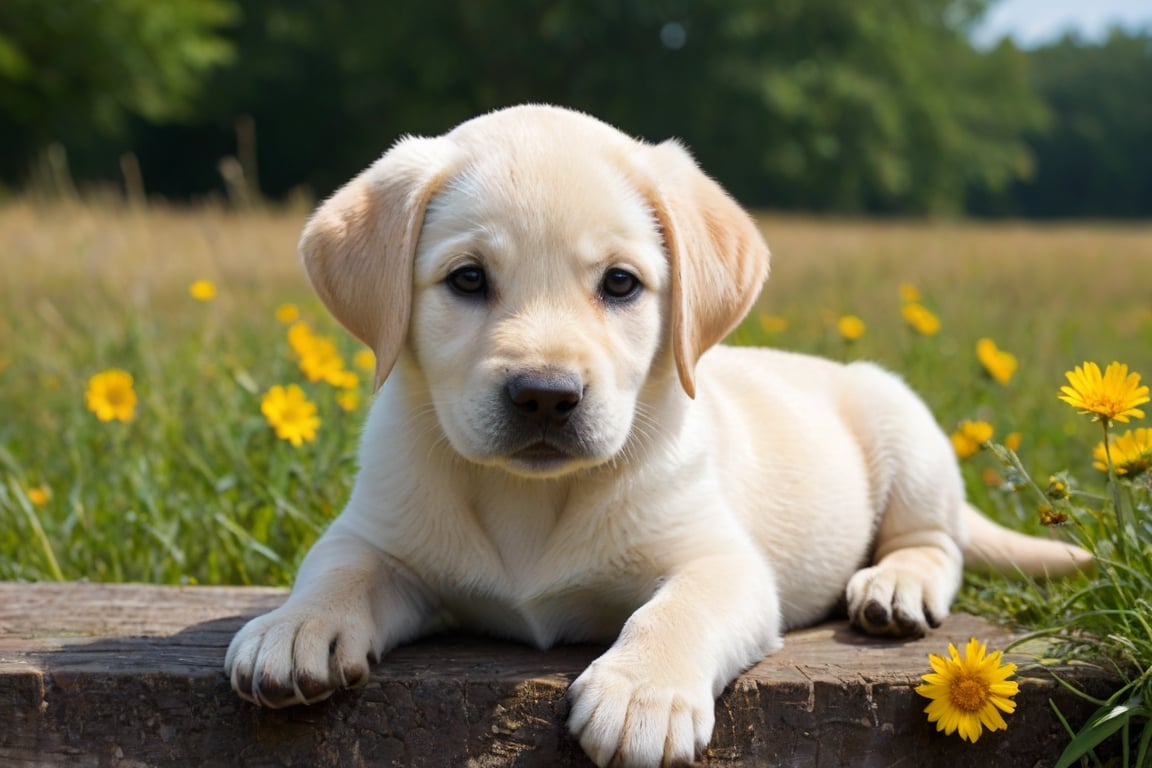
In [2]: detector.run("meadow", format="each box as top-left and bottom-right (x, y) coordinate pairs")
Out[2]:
(2, 201), (1150, 591)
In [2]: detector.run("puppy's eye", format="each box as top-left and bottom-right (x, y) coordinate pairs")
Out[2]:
(447, 265), (487, 298)
(600, 268), (642, 302)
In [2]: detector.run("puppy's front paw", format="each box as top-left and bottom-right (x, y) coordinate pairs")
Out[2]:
(225, 603), (377, 708)
(567, 651), (714, 768)
(846, 564), (948, 638)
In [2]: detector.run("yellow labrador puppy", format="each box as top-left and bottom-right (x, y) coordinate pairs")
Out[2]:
(226, 105), (1089, 767)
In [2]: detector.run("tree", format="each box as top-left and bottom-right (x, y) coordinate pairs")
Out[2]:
(1010, 30), (1152, 218)
(0, 0), (236, 185)
(1, 0), (1050, 215)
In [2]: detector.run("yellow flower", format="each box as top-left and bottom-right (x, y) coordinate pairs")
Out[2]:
(1093, 427), (1152, 477)
(189, 280), (217, 302)
(329, 370), (359, 390)
(1058, 361), (1149, 423)
(288, 322), (349, 385)
(26, 485), (51, 506)
(899, 282), (922, 302)
(85, 369), (137, 423)
(275, 303), (301, 324)
(302, 347), (347, 386)
(1045, 475), (1069, 500)
(758, 315), (788, 334)
(336, 390), (360, 412)
(951, 420), (993, 459)
(916, 637), (1019, 743)
(353, 349), (376, 372)
(902, 303), (940, 336)
(976, 338), (1017, 385)
(287, 321), (316, 354)
(1004, 432), (1022, 452)
(261, 384), (320, 446)
(837, 315), (866, 342)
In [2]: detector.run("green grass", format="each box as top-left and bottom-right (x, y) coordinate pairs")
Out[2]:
(0, 201), (362, 585)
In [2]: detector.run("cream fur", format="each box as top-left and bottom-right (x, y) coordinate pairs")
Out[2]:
(225, 104), (1091, 767)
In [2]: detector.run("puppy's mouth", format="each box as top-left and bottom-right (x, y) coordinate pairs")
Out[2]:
(508, 440), (573, 471)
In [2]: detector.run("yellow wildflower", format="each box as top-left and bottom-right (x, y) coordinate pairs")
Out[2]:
(916, 638), (1019, 743)
(951, 420), (994, 459)
(1044, 475), (1069, 500)
(189, 280), (217, 302)
(287, 321), (317, 356)
(85, 369), (137, 423)
(976, 338), (1017, 385)
(260, 384), (320, 446)
(310, 350), (350, 387)
(837, 315), (866, 342)
(902, 303), (941, 336)
(1058, 361), (1149, 423)
(329, 370), (359, 390)
(1004, 432), (1022, 452)
(353, 349), (376, 372)
(899, 282), (922, 302)
(336, 390), (360, 412)
(275, 303), (301, 324)
(758, 315), (788, 335)
(288, 322), (349, 385)
(1093, 427), (1152, 477)
(26, 485), (51, 506)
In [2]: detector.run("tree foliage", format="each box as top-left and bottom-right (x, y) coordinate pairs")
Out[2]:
(0, 0), (235, 180)
(0, 0), (1147, 217)
(1012, 30), (1152, 218)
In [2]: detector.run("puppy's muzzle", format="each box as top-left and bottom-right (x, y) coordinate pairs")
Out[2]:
(506, 371), (584, 426)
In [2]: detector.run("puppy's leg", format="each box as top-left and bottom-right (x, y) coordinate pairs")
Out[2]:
(568, 548), (781, 768)
(841, 363), (966, 637)
(226, 530), (431, 707)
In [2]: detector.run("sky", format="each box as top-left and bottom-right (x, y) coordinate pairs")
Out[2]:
(974, 0), (1152, 48)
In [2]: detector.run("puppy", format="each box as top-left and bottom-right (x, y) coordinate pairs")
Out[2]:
(226, 104), (1090, 767)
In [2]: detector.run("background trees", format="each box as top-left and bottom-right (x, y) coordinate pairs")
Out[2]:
(0, 0), (1148, 217)
(0, 0), (235, 184)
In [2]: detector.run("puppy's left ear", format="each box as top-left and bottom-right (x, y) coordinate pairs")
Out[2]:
(637, 140), (770, 398)
(299, 136), (459, 389)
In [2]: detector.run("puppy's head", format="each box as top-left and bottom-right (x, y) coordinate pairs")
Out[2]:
(301, 105), (769, 478)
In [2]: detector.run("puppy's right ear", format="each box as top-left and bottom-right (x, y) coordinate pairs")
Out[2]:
(299, 136), (459, 389)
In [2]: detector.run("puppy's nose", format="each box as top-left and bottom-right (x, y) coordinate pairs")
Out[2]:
(506, 372), (583, 423)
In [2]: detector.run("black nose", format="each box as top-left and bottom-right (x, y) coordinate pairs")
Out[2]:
(506, 372), (583, 424)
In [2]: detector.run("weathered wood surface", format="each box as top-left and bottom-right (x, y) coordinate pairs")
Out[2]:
(0, 582), (1116, 767)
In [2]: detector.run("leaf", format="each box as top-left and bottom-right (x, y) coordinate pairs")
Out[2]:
(1054, 695), (1149, 768)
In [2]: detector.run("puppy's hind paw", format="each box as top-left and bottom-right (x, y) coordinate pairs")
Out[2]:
(845, 564), (946, 639)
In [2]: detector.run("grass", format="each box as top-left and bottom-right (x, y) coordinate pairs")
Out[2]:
(0, 201), (359, 585)
(3, 199), (1151, 758)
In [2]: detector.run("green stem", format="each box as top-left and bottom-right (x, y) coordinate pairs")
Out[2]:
(1100, 418), (1128, 557)
(996, 443), (1055, 506)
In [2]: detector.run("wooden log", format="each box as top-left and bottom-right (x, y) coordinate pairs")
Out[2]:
(0, 582), (1116, 766)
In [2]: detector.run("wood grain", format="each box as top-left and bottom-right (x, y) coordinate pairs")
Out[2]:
(0, 582), (1115, 766)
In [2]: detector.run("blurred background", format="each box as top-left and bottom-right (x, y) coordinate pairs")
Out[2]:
(2, 0), (1150, 218)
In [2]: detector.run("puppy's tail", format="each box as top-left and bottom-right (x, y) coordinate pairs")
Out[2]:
(962, 504), (1093, 577)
